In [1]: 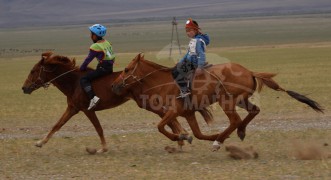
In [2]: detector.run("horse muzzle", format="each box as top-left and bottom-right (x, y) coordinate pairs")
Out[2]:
(22, 86), (33, 94)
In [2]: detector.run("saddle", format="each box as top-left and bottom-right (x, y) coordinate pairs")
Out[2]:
(185, 62), (213, 90)
(203, 62), (213, 69)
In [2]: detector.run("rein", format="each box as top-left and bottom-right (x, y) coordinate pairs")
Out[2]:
(119, 61), (169, 88)
(44, 68), (77, 87)
(203, 69), (231, 95)
(29, 66), (77, 90)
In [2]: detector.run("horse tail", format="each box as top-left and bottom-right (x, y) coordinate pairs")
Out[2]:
(198, 107), (214, 125)
(252, 72), (324, 113)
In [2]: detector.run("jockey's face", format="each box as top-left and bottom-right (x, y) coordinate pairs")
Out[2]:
(90, 32), (99, 43)
(186, 28), (198, 38)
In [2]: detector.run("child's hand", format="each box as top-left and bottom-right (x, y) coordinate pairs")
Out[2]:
(195, 68), (203, 75)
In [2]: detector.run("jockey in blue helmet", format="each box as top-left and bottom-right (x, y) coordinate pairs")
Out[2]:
(80, 24), (116, 110)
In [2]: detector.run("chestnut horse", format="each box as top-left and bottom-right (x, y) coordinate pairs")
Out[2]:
(22, 52), (194, 153)
(112, 53), (323, 151)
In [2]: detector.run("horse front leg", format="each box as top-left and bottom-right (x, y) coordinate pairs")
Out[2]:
(157, 111), (183, 143)
(185, 114), (219, 141)
(35, 105), (79, 147)
(83, 111), (108, 154)
(167, 118), (192, 151)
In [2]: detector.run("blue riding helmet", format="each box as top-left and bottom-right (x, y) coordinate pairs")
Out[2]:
(89, 24), (107, 37)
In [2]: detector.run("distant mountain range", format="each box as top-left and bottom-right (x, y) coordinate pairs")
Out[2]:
(1, 0), (331, 28)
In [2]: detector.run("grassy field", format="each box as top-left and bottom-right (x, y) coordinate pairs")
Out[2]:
(1, 14), (331, 56)
(1, 15), (331, 179)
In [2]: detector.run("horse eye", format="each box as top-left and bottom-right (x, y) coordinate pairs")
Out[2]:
(124, 68), (129, 73)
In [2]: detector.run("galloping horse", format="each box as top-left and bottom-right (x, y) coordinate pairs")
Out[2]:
(112, 53), (323, 151)
(22, 52), (188, 153)
(22, 52), (212, 152)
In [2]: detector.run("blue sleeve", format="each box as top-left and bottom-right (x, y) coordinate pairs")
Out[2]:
(179, 52), (188, 63)
(196, 39), (206, 68)
(80, 50), (97, 71)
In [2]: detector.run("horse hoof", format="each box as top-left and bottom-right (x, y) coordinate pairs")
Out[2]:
(237, 131), (246, 141)
(187, 136), (193, 144)
(35, 141), (43, 148)
(178, 134), (187, 141)
(212, 141), (221, 152)
(97, 148), (108, 153)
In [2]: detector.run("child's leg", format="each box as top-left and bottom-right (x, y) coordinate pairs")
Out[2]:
(80, 63), (113, 99)
(172, 63), (189, 92)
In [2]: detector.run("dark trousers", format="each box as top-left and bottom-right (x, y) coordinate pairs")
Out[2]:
(172, 60), (196, 92)
(80, 62), (113, 99)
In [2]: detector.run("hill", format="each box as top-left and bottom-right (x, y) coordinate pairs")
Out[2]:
(1, 0), (331, 28)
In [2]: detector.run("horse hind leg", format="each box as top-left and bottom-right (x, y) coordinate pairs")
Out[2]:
(236, 98), (260, 141)
(213, 97), (242, 151)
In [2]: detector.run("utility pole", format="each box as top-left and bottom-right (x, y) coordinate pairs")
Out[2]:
(169, 17), (181, 59)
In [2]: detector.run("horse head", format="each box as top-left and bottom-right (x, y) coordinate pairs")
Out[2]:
(22, 52), (76, 94)
(111, 53), (146, 95)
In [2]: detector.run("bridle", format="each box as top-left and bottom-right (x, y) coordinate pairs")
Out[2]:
(118, 61), (141, 88)
(27, 65), (76, 91)
(117, 61), (168, 89)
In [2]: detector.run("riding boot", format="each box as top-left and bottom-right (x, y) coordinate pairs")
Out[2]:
(173, 76), (190, 98)
(172, 67), (191, 98)
(80, 77), (100, 110)
(88, 96), (100, 110)
(83, 85), (95, 100)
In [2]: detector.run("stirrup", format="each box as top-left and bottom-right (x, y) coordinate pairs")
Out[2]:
(88, 96), (100, 110)
(176, 91), (191, 99)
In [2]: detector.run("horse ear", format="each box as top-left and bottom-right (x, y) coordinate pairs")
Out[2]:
(134, 53), (141, 61)
(41, 51), (54, 61)
(71, 58), (76, 67)
(140, 53), (145, 60)
(135, 52), (144, 61)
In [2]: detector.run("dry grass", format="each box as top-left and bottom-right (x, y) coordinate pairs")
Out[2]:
(1, 130), (330, 179)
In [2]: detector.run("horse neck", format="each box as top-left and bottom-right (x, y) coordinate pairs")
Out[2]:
(130, 61), (174, 106)
(49, 66), (79, 96)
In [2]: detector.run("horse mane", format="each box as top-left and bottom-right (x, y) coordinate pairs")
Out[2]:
(47, 55), (77, 70)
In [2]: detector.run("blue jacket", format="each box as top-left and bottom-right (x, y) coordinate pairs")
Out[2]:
(179, 34), (210, 68)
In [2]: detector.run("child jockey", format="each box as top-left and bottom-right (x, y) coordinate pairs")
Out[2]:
(172, 18), (210, 98)
(80, 24), (116, 110)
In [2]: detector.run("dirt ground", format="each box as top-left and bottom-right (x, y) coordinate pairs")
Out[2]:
(1, 112), (330, 179)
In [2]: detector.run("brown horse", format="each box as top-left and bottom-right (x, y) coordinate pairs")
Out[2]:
(112, 53), (323, 151)
(22, 52), (198, 153)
